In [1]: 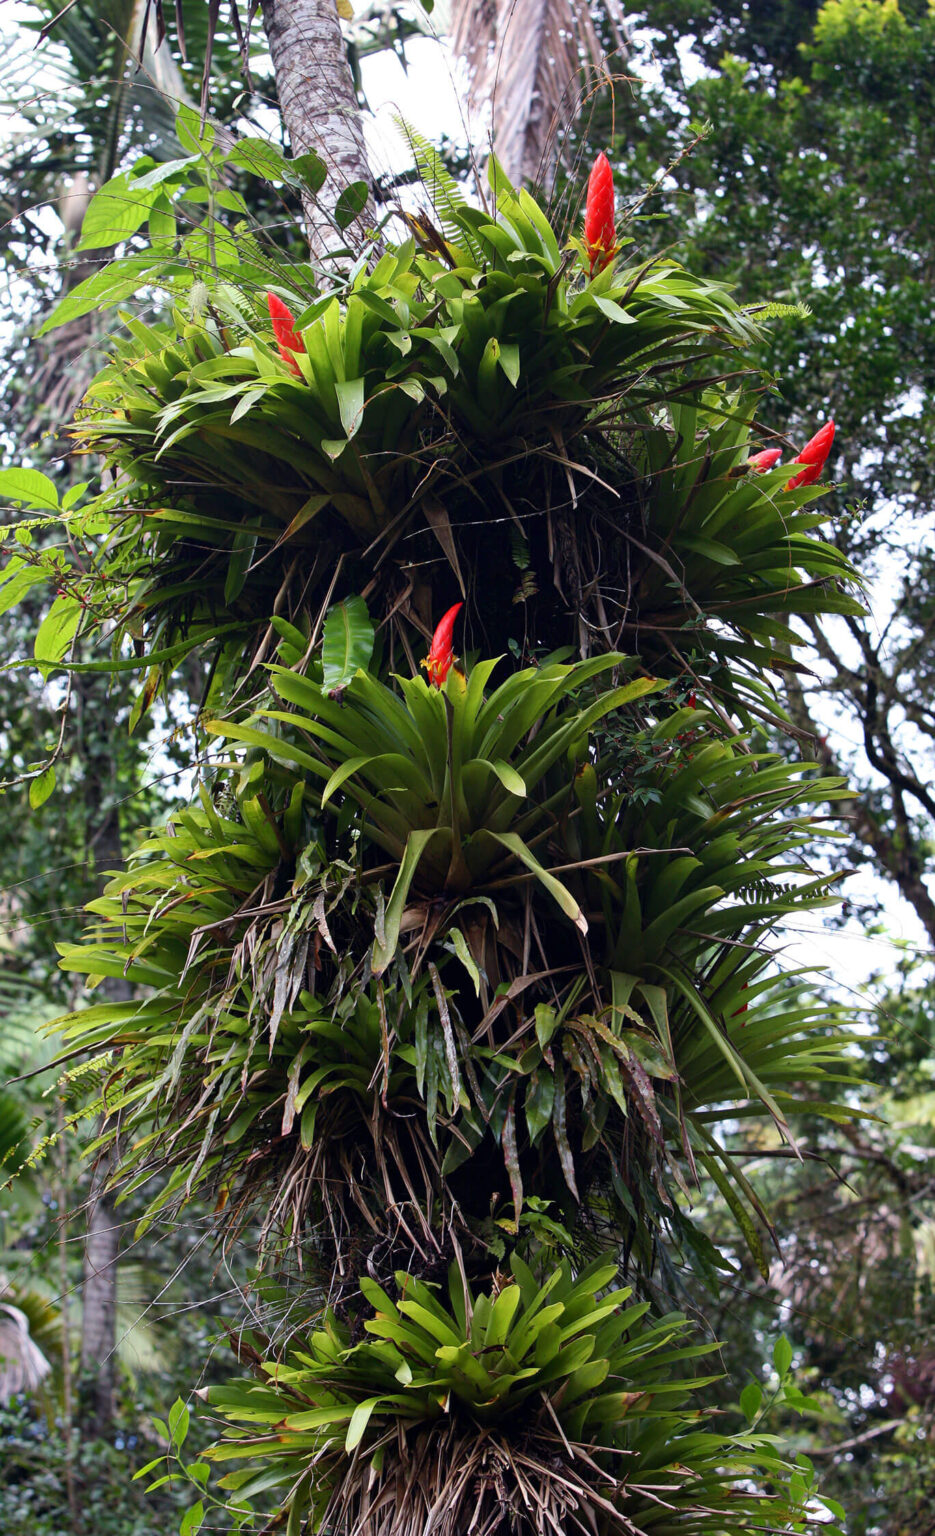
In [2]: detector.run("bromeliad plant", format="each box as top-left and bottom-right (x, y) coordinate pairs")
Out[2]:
(211, 648), (660, 974)
(57, 624), (855, 1280)
(6, 128), (861, 1533)
(10, 132), (856, 730)
(200, 1255), (829, 1536)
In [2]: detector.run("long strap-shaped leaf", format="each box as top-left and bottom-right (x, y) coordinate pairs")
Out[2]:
(480, 831), (586, 933)
(372, 828), (446, 975)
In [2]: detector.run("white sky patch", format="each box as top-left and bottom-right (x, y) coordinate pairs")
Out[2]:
(362, 35), (471, 176)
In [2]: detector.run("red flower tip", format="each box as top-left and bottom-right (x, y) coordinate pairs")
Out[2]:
(267, 291), (305, 376)
(583, 152), (618, 278)
(786, 419), (835, 491)
(422, 602), (463, 687)
(748, 447), (782, 472)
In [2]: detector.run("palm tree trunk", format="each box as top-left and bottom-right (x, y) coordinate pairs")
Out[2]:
(260, 0), (374, 260)
(79, 1164), (119, 1436)
(77, 677), (129, 1437)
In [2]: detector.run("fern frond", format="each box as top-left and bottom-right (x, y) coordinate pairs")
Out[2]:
(393, 116), (484, 263)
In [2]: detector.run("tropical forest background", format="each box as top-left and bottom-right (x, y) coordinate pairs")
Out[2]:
(0, 1), (934, 1533)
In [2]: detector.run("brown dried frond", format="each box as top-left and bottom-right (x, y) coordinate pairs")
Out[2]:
(450, 0), (632, 188)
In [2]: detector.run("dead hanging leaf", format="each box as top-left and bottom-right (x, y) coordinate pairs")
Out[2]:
(551, 1063), (579, 1201)
(450, 0), (631, 188)
(429, 962), (461, 1106)
(312, 891), (337, 954)
(422, 499), (466, 596)
(501, 1094), (523, 1220)
(281, 1044), (308, 1138)
(624, 1051), (665, 1150)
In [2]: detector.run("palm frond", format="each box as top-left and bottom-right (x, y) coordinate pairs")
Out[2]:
(449, 0), (631, 187)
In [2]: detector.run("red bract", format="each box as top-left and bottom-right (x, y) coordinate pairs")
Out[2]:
(786, 419), (835, 491)
(423, 602), (463, 687)
(748, 447), (782, 472)
(583, 152), (617, 278)
(267, 292), (305, 377)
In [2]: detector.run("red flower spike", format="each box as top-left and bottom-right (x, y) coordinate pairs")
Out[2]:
(583, 152), (617, 278)
(786, 419), (835, 491)
(267, 291), (305, 377)
(422, 602), (463, 688)
(748, 447), (782, 472)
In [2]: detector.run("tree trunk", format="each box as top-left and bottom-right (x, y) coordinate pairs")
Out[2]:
(77, 677), (130, 1437)
(79, 1164), (119, 1436)
(260, 0), (374, 261)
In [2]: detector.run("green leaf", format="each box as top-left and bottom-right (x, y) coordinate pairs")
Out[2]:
(223, 530), (257, 604)
(488, 759), (526, 797)
(168, 1398), (190, 1448)
(335, 181), (369, 230)
(77, 172), (157, 249)
(0, 557), (47, 616)
(345, 1397), (380, 1451)
(321, 597), (374, 693)
(180, 1501), (204, 1536)
(0, 468), (59, 509)
(334, 376), (366, 438)
(485, 831), (587, 932)
(226, 137), (288, 181)
(524, 1068), (555, 1143)
(449, 926), (481, 995)
(773, 1335), (793, 1377)
(38, 255), (165, 334)
(175, 104), (215, 158)
(498, 343), (520, 386)
(148, 195), (177, 241)
(35, 594), (82, 676)
(740, 1380), (763, 1422)
(373, 829), (443, 975)
(29, 766), (56, 809)
(592, 295), (638, 324)
(292, 152), (328, 194)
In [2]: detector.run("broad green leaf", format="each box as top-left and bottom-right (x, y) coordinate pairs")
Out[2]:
(498, 342), (520, 386)
(77, 171), (157, 249)
(524, 1069), (554, 1143)
(292, 152), (328, 194)
(372, 829), (443, 975)
(0, 468), (59, 509)
(334, 377), (366, 438)
(226, 137), (288, 181)
(0, 557), (47, 616)
(485, 831), (587, 933)
(345, 1397), (381, 1451)
(38, 255), (166, 334)
(335, 181), (369, 230)
(180, 1500), (204, 1536)
(741, 1380), (763, 1422)
(322, 597), (374, 693)
(592, 295), (638, 324)
(35, 593), (82, 676)
(29, 766), (56, 809)
(168, 1398), (190, 1448)
(773, 1336), (793, 1377)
